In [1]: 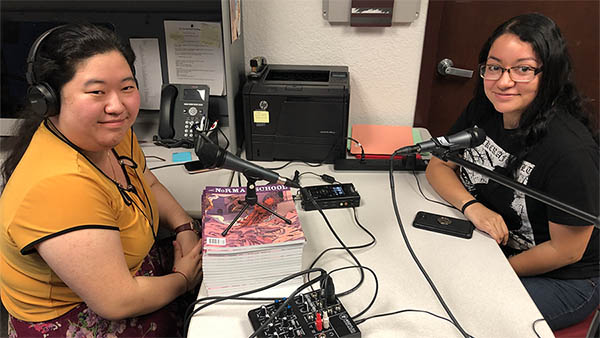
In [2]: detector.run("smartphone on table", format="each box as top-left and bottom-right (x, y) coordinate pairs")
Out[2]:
(412, 211), (474, 239)
(183, 160), (218, 174)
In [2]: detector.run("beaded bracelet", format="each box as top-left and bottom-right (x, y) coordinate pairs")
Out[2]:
(461, 199), (480, 214)
(172, 269), (190, 292)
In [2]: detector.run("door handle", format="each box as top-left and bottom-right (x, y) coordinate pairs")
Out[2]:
(437, 58), (473, 78)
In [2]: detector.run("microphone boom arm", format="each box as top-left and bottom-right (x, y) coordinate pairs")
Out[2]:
(437, 151), (600, 227)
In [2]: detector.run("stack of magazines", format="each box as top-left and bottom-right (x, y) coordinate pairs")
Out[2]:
(201, 184), (306, 296)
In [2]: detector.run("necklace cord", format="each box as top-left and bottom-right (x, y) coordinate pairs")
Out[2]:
(43, 119), (157, 240)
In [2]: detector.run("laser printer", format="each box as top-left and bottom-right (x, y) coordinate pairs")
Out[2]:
(242, 64), (350, 163)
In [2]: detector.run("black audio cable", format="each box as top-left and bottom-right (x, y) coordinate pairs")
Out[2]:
(246, 272), (329, 338)
(182, 267), (329, 338)
(355, 308), (456, 327)
(532, 318), (546, 338)
(327, 265), (379, 320)
(262, 136), (343, 171)
(227, 168), (371, 303)
(297, 171), (337, 184)
(309, 207), (376, 266)
(302, 192), (371, 301)
(294, 170), (373, 299)
(389, 149), (473, 338)
(294, 170), (380, 320)
(307, 206), (377, 297)
(184, 168), (373, 335)
(410, 167), (455, 208)
(149, 162), (185, 171)
(345, 136), (365, 162)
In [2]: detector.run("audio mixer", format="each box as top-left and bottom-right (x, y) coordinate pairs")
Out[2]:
(248, 290), (361, 338)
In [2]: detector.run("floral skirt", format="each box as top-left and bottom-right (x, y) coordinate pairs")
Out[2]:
(8, 239), (196, 338)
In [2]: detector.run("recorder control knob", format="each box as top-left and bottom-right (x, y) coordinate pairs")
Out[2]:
(188, 106), (198, 116)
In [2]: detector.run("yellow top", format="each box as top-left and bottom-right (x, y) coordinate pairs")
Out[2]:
(0, 121), (158, 322)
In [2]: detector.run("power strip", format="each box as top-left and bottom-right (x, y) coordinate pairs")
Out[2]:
(248, 290), (361, 338)
(334, 157), (428, 171)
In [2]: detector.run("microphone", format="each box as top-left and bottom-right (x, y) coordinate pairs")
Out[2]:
(195, 139), (301, 189)
(397, 127), (486, 155)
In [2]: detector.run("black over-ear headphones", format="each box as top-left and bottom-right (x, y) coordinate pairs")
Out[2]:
(26, 25), (65, 117)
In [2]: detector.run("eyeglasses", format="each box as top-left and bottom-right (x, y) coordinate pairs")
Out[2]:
(479, 64), (542, 83)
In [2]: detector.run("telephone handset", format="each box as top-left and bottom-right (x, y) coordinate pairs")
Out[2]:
(156, 83), (210, 148)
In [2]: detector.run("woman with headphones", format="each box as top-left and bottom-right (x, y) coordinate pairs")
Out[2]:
(0, 23), (203, 337)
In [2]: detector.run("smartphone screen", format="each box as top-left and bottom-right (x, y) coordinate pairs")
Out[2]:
(412, 211), (474, 239)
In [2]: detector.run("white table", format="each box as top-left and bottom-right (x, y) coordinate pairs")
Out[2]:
(142, 144), (553, 338)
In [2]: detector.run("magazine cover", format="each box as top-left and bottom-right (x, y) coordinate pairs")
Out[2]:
(201, 184), (305, 252)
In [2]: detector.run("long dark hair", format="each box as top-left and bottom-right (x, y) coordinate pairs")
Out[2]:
(1, 23), (136, 186)
(474, 13), (597, 176)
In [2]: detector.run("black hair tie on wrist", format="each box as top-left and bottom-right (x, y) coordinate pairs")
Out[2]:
(461, 199), (480, 214)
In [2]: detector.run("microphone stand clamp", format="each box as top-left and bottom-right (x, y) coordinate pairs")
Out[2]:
(428, 136), (457, 161)
(220, 175), (292, 236)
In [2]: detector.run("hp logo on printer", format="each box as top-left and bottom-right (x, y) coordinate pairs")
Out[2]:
(259, 100), (268, 110)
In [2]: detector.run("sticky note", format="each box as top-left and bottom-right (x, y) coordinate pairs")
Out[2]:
(172, 152), (192, 162)
(253, 110), (270, 123)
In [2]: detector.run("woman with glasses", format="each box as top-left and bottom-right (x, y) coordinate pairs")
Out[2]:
(0, 24), (203, 337)
(426, 13), (598, 330)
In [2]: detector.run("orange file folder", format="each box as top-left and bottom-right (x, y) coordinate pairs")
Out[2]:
(349, 124), (422, 158)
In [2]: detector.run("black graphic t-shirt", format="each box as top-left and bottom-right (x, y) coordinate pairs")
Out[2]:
(449, 97), (599, 279)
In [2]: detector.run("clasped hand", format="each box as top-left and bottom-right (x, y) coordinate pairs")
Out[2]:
(172, 232), (203, 292)
(464, 203), (509, 245)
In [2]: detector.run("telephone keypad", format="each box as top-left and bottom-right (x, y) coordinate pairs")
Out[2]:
(184, 117), (201, 139)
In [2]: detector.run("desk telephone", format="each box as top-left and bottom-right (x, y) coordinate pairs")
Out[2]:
(156, 84), (210, 148)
